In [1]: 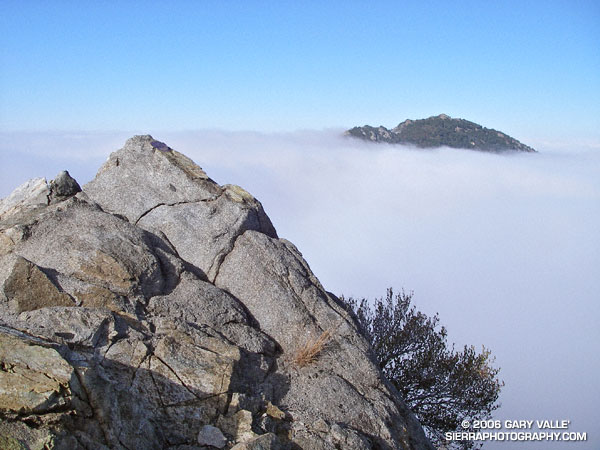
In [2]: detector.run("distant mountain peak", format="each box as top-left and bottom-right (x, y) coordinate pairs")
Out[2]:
(346, 115), (536, 153)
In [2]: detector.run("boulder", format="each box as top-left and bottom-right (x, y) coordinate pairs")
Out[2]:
(0, 171), (82, 227)
(49, 170), (81, 201)
(3, 256), (75, 313)
(0, 178), (49, 223)
(137, 184), (277, 282)
(11, 197), (176, 310)
(197, 425), (227, 448)
(83, 135), (221, 223)
(231, 433), (284, 450)
(0, 331), (73, 414)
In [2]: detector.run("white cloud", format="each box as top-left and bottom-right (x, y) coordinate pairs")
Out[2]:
(2, 130), (599, 448)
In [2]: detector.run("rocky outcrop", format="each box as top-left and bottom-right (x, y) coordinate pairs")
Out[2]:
(0, 135), (433, 449)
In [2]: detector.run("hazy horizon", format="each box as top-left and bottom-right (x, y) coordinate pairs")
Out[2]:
(2, 2), (599, 143)
(1, 130), (598, 448)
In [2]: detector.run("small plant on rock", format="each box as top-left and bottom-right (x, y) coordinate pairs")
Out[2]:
(293, 329), (332, 367)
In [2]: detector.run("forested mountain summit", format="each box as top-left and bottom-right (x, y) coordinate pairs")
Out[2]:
(346, 114), (536, 152)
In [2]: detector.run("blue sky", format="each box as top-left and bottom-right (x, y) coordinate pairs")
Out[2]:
(1, 1), (599, 143)
(1, 3), (600, 446)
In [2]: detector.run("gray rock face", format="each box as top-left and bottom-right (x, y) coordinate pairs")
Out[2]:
(137, 184), (277, 282)
(0, 135), (433, 449)
(0, 178), (49, 221)
(197, 425), (228, 448)
(84, 135), (221, 223)
(0, 171), (82, 229)
(49, 170), (82, 201)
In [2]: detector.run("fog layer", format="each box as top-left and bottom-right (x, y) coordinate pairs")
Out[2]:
(1, 130), (598, 448)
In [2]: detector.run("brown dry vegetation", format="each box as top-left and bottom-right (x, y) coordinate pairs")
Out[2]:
(293, 329), (332, 367)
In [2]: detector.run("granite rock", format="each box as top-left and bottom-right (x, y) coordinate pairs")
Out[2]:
(0, 135), (433, 449)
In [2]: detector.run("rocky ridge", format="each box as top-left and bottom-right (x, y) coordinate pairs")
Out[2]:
(0, 135), (433, 449)
(346, 114), (536, 152)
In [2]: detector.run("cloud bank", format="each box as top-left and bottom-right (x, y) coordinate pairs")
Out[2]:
(2, 130), (599, 448)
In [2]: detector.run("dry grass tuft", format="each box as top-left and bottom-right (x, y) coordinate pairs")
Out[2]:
(293, 329), (332, 367)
